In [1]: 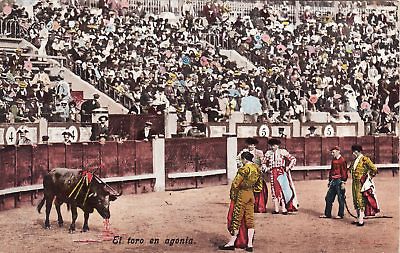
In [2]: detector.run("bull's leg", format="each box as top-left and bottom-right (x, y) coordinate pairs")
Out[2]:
(55, 200), (63, 227)
(69, 204), (78, 233)
(44, 196), (53, 229)
(82, 212), (90, 232)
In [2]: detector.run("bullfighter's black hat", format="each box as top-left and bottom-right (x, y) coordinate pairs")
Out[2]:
(245, 137), (259, 145)
(268, 138), (281, 146)
(62, 130), (72, 136)
(98, 115), (108, 121)
(241, 151), (254, 162)
(351, 144), (363, 152)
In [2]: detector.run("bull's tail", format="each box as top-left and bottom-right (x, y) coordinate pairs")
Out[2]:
(37, 197), (45, 213)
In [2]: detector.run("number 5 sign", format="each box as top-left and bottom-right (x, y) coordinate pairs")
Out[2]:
(324, 125), (335, 137)
(258, 125), (270, 137)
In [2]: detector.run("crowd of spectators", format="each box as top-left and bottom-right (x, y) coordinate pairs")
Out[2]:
(204, 3), (399, 132)
(0, 48), (78, 123)
(0, 2), (82, 124)
(28, 1), (254, 129)
(2, 0), (399, 135)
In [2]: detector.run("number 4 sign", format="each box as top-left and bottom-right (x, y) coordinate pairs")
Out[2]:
(5, 127), (17, 145)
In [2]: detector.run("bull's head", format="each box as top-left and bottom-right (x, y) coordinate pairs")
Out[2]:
(87, 184), (120, 219)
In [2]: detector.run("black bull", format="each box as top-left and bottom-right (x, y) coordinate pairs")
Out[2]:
(37, 168), (120, 232)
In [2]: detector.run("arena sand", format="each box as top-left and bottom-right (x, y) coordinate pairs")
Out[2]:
(0, 176), (398, 253)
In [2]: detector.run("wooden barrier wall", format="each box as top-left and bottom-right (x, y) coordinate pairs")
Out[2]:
(238, 136), (399, 180)
(0, 136), (398, 211)
(0, 140), (153, 210)
(237, 136), (399, 165)
(165, 138), (228, 190)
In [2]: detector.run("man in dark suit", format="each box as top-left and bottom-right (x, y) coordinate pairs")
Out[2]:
(137, 121), (157, 141)
(90, 115), (109, 141)
(128, 98), (142, 115)
(62, 129), (73, 145)
(305, 126), (320, 137)
(16, 126), (32, 145)
(80, 93), (101, 122)
(204, 93), (221, 122)
(278, 127), (287, 138)
(35, 83), (52, 104)
(98, 115), (109, 140)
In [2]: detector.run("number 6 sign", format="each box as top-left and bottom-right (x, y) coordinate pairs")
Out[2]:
(258, 125), (270, 137)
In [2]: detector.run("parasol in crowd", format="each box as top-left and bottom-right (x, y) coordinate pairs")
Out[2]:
(276, 44), (287, 53)
(360, 101), (371, 110)
(200, 56), (209, 66)
(240, 95), (262, 115)
(182, 55), (191, 65)
(306, 45), (316, 54)
(382, 104), (391, 114)
(228, 89), (240, 97)
(309, 94), (319, 104)
(24, 60), (32, 71)
(261, 34), (271, 43)
(333, 94), (342, 100)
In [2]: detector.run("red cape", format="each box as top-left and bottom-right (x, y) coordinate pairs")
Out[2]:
(227, 200), (248, 248)
(254, 180), (268, 213)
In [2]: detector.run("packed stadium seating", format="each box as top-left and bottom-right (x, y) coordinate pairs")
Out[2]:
(0, 0), (398, 141)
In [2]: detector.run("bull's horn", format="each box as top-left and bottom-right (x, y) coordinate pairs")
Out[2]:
(105, 184), (123, 196)
(116, 186), (123, 196)
(112, 191), (122, 197)
(111, 188), (123, 197)
(89, 192), (97, 198)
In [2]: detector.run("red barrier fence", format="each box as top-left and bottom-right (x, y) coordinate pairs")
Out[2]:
(165, 137), (228, 191)
(0, 136), (398, 211)
(237, 136), (399, 165)
(0, 140), (154, 210)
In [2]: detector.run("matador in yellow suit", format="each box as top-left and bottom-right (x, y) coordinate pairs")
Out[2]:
(350, 144), (379, 226)
(220, 151), (262, 252)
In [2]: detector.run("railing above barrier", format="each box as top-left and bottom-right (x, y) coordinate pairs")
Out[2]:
(0, 173), (157, 196)
(201, 120), (387, 138)
(293, 164), (399, 171)
(0, 19), (27, 38)
(58, 0), (397, 20)
(21, 53), (67, 68)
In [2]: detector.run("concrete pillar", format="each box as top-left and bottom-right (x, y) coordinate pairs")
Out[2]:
(357, 120), (365, 137)
(294, 1), (300, 26)
(165, 112), (178, 138)
(333, 1), (339, 16)
(152, 137), (165, 192)
(229, 111), (244, 133)
(225, 134), (237, 182)
(291, 120), (301, 137)
(38, 117), (48, 144)
(397, 1), (400, 29)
